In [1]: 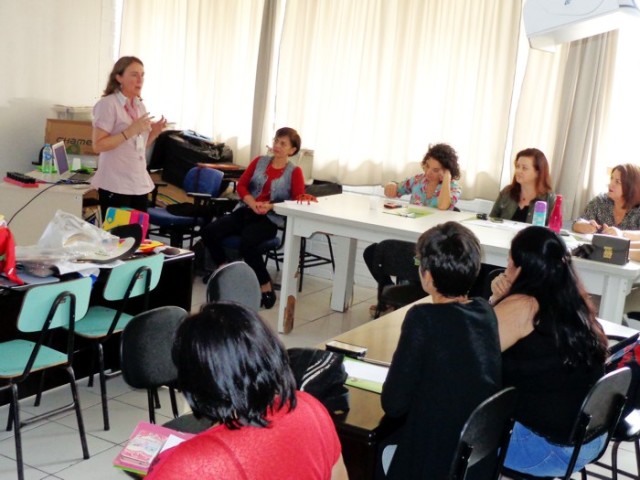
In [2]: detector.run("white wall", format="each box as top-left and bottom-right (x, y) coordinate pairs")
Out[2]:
(0, 0), (116, 173)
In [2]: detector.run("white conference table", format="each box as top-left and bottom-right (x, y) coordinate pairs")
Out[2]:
(274, 193), (640, 333)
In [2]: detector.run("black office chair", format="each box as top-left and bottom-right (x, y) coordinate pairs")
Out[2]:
(503, 368), (632, 480)
(448, 387), (518, 480)
(368, 239), (425, 318)
(121, 306), (188, 424)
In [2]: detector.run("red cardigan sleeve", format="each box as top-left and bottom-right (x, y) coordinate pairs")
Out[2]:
(289, 166), (306, 200)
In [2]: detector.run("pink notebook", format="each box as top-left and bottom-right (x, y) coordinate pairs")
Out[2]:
(114, 421), (194, 476)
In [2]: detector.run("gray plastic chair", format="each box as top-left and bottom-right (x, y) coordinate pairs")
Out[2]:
(121, 306), (188, 424)
(206, 261), (261, 311)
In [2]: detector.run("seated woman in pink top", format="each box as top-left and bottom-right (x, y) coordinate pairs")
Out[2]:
(146, 302), (348, 480)
(91, 56), (167, 217)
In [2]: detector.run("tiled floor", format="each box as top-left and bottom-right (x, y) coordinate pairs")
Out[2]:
(0, 268), (637, 479)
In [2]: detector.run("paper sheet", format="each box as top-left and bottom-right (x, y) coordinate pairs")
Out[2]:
(343, 357), (389, 393)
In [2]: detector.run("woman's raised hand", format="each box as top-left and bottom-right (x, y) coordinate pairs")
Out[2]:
(384, 182), (398, 198)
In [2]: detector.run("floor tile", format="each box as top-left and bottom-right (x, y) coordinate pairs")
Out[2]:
(0, 453), (50, 480)
(53, 397), (170, 445)
(0, 421), (114, 475)
(52, 444), (126, 480)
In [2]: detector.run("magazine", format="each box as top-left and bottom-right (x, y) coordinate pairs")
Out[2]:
(114, 421), (194, 476)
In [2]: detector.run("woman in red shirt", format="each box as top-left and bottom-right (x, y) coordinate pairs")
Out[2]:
(201, 127), (305, 308)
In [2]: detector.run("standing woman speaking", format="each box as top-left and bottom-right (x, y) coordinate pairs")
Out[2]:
(90, 56), (167, 217)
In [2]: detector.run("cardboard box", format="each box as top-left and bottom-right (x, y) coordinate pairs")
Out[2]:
(45, 119), (95, 155)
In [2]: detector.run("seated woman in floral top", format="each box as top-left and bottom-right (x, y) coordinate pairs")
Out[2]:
(383, 143), (462, 210)
(365, 143), (462, 317)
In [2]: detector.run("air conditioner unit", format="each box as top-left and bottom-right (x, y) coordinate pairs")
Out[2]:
(524, 0), (640, 51)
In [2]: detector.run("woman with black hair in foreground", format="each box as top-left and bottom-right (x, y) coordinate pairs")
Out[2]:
(146, 302), (347, 479)
(490, 226), (608, 477)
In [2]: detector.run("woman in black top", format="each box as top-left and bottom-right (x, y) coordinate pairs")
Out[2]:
(490, 226), (608, 477)
(381, 222), (502, 479)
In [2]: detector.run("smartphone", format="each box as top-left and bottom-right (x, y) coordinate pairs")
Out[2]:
(384, 202), (402, 209)
(326, 340), (368, 359)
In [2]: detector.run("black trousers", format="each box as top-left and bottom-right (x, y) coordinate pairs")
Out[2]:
(200, 207), (277, 286)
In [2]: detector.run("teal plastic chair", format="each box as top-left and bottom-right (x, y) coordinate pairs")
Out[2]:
(73, 253), (164, 431)
(0, 277), (92, 480)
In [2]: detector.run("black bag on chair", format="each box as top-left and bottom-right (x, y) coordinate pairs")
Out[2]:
(287, 348), (350, 414)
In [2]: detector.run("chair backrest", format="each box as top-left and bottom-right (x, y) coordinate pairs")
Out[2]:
(570, 367), (632, 447)
(183, 166), (223, 196)
(16, 277), (92, 381)
(103, 253), (164, 302)
(121, 306), (188, 389)
(448, 387), (518, 480)
(372, 239), (420, 283)
(18, 277), (92, 333)
(206, 261), (261, 311)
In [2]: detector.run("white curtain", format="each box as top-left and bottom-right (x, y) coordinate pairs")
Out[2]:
(511, 32), (618, 220)
(119, 0), (265, 163)
(118, 0), (638, 208)
(272, 0), (522, 198)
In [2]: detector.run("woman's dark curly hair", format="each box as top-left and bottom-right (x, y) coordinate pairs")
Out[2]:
(172, 301), (297, 429)
(421, 143), (461, 180)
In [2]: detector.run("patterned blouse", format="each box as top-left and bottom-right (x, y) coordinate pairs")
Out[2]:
(395, 173), (461, 209)
(580, 193), (640, 230)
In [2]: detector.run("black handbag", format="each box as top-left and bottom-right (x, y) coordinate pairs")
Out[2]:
(573, 234), (630, 265)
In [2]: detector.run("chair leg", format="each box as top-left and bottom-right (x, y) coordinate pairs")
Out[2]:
(34, 370), (47, 407)
(169, 387), (179, 418)
(65, 366), (90, 459)
(97, 343), (110, 430)
(10, 384), (24, 480)
(298, 238), (306, 292)
(87, 346), (96, 388)
(611, 440), (620, 480)
(6, 397), (14, 431)
(153, 388), (161, 409)
(634, 438), (640, 477)
(325, 233), (335, 271)
(147, 389), (156, 424)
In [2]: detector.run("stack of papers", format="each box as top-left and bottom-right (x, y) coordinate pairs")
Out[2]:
(343, 357), (389, 394)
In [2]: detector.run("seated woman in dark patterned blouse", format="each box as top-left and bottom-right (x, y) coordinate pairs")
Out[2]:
(573, 163), (640, 239)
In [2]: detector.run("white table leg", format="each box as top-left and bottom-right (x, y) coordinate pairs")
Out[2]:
(330, 236), (357, 312)
(277, 225), (301, 333)
(598, 275), (632, 324)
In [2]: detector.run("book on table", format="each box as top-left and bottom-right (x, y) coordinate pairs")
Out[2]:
(114, 421), (195, 476)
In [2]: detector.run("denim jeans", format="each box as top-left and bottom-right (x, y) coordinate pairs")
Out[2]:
(503, 422), (607, 476)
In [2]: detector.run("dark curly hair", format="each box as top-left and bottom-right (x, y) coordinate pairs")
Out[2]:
(172, 301), (297, 429)
(421, 143), (461, 180)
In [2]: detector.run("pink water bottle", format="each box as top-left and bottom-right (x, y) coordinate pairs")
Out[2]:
(548, 195), (563, 233)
